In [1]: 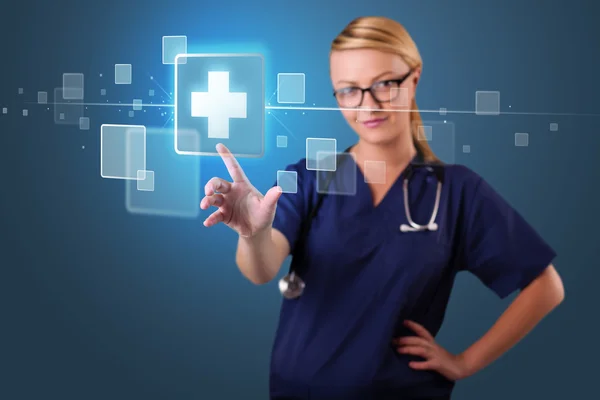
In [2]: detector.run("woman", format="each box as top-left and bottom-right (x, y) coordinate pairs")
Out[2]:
(201, 16), (565, 400)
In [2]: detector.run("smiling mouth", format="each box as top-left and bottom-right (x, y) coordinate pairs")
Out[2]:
(363, 117), (388, 126)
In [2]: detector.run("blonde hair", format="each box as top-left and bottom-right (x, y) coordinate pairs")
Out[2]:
(331, 16), (439, 163)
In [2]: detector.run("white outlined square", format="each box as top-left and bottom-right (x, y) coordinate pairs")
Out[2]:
(149, 89), (155, 96)
(174, 53), (265, 158)
(37, 91), (47, 104)
(316, 152), (357, 196)
(18, 88), (23, 94)
(136, 170), (155, 191)
(277, 171), (297, 194)
(515, 132), (529, 147)
(276, 135), (287, 148)
(63, 73), (84, 100)
(22, 109), (28, 117)
(162, 36), (187, 65)
(550, 123), (558, 132)
(475, 91), (500, 115)
(133, 99), (142, 111)
(115, 64), (132, 85)
(306, 138), (336, 171)
(439, 107), (447, 116)
(100, 124), (146, 180)
(463, 145), (471, 153)
(129, 111), (134, 118)
(364, 160), (386, 184)
(101, 89), (106, 96)
(277, 73), (305, 104)
(2, 108), (6, 114)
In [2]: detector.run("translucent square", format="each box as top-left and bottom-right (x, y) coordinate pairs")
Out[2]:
(162, 36), (187, 65)
(115, 64), (132, 85)
(364, 160), (386, 184)
(79, 117), (90, 130)
(439, 107), (447, 116)
(276, 135), (287, 148)
(125, 127), (200, 219)
(149, 89), (155, 96)
(306, 138), (336, 171)
(475, 91), (500, 115)
(2, 108), (6, 114)
(18, 88), (23, 94)
(101, 89), (106, 96)
(53, 87), (84, 125)
(129, 111), (134, 117)
(37, 91), (47, 104)
(22, 109), (28, 117)
(515, 132), (529, 147)
(316, 152), (357, 196)
(136, 170), (155, 192)
(63, 73), (84, 100)
(550, 123), (558, 132)
(417, 125), (433, 141)
(174, 53), (264, 157)
(100, 124), (146, 180)
(463, 145), (470, 153)
(415, 120), (456, 163)
(390, 87), (409, 107)
(133, 99), (142, 111)
(277, 171), (297, 194)
(277, 73), (305, 104)
(315, 150), (337, 172)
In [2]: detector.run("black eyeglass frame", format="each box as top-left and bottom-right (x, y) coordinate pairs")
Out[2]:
(332, 69), (414, 107)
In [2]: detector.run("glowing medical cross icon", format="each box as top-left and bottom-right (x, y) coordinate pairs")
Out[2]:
(190, 71), (247, 139)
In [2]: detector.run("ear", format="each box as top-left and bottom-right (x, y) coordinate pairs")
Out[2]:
(410, 67), (422, 98)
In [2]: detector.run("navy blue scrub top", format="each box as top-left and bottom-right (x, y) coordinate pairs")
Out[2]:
(269, 155), (556, 400)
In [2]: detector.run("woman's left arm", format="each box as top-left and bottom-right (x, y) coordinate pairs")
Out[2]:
(394, 264), (564, 381)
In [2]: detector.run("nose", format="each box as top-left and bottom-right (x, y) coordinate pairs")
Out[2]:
(356, 91), (382, 122)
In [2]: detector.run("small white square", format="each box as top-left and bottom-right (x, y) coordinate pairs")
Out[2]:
(137, 170), (155, 192)
(549, 123), (558, 132)
(2, 108), (7, 114)
(417, 125), (432, 141)
(129, 110), (134, 118)
(18, 88), (23, 94)
(476, 91), (500, 115)
(462, 145), (471, 153)
(100, 89), (106, 96)
(149, 89), (155, 96)
(364, 160), (386, 184)
(133, 99), (142, 111)
(162, 36), (187, 65)
(59, 113), (65, 120)
(439, 107), (447, 116)
(276, 135), (288, 148)
(277, 73), (305, 104)
(22, 109), (28, 116)
(306, 138), (336, 171)
(38, 91), (48, 104)
(277, 171), (298, 194)
(79, 117), (90, 130)
(390, 87), (409, 107)
(515, 132), (529, 147)
(115, 64), (132, 85)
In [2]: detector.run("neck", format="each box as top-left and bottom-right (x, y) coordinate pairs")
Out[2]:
(351, 135), (417, 170)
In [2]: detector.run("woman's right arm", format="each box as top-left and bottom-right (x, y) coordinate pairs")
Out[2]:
(235, 227), (290, 285)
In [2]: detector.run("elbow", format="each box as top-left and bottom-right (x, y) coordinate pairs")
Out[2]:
(540, 264), (565, 309)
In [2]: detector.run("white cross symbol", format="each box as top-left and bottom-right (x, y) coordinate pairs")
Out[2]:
(191, 71), (247, 139)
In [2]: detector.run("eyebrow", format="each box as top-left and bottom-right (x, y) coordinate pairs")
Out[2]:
(336, 70), (396, 86)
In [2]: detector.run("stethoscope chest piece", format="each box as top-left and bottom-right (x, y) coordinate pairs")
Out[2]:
(278, 272), (306, 299)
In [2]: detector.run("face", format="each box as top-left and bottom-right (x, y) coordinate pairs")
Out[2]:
(330, 48), (420, 146)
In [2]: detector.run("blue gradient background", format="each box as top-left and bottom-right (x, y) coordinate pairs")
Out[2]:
(0, 0), (598, 399)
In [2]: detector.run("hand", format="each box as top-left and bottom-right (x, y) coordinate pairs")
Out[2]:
(392, 320), (472, 381)
(200, 143), (282, 237)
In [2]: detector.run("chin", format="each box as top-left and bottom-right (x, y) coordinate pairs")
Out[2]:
(357, 128), (400, 146)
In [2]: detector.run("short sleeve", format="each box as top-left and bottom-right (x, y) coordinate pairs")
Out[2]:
(459, 172), (557, 299)
(271, 159), (312, 255)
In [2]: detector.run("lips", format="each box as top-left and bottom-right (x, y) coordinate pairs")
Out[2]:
(363, 117), (388, 128)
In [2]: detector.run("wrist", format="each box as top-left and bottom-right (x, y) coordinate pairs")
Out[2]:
(456, 351), (478, 379)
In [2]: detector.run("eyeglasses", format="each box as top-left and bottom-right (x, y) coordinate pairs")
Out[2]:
(333, 70), (413, 108)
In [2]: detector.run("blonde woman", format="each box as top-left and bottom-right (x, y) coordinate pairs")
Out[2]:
(201, 16), (564, 400)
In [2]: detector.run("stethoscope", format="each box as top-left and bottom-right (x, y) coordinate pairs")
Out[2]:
(278, 147), (445, 300)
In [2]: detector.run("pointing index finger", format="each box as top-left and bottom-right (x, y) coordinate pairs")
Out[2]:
(216, 143), (247, 182)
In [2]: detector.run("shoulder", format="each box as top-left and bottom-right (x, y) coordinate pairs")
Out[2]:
(441, 163), (485, 195)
